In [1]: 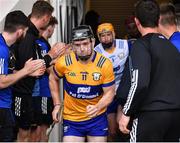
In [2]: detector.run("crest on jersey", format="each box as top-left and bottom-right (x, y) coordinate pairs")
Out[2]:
(92, 72), (102, 81)
(118, 52), (125, 59)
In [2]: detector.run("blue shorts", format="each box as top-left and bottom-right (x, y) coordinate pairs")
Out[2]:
(63, 113), (108, 137)
(107, 99), (118, 114)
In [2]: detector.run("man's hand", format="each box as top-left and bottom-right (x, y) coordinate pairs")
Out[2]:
(30, 64), (46, 77)
(52, 105), (61, 123)
(50, 43), (72, 65)
(52, 103), (64, 123)
(116, 105), (123, 123)
(86, 105), (100, 118)
(48, 42), (66, 59)
(23, 58), (45, 75)
(64, 44), (72, 54)
(119, 113), (130, 134)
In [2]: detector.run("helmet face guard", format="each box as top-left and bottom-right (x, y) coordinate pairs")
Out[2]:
(71, 25), (94, 61)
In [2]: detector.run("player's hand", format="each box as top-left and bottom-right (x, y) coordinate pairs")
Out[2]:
(23, 58), (45, 75)
(52, 105), (60, 123)
(119, 113), (130, 134)
(29, 64), (46, 77)
(86, 105), (100, 118)
(64, 44), (72, 54)
(116, 105), (123, 123)
(48, 42), (66, 59)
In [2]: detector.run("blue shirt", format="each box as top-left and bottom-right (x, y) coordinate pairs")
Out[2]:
(169, 31), (180, 52)
(0, 34), (12, 108)
(36, 38), (51, 97)
(128, 38), (137, 52)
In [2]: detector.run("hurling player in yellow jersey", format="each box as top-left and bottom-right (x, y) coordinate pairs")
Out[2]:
(49, 25), (115, 142)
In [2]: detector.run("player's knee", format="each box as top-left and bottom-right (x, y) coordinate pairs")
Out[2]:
(17, 129), (30, 141)
(109, 130), (117, 137)
(108, 123), (118, 137)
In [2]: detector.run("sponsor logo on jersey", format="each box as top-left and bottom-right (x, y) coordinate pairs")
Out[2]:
(77, 87), (91, 94)
(69, 91), (99, 99)
(68, 72), (76, 76)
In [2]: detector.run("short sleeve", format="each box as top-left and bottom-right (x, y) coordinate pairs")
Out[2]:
(101, 59), (115, 87)
(53, 56), (66, 78)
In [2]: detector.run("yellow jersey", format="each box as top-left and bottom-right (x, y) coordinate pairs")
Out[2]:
(53, 51), (115, 121)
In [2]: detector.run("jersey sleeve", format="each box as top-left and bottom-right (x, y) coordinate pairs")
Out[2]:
(116, 58), (131, 106)
(53, 56), (66, 78)
(94, 45), (102, 53)
(123, 39), (151, 116)
(101, 58), (115, 87)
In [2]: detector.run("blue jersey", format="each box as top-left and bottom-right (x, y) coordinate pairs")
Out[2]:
(0, 34), (12, 108)
(36, 38), (51, 97)
(128, 38), (137, 52)
(169, 31), (180, 52)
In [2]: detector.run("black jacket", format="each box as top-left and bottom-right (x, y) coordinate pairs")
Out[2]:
(12, 22), (52, 96)
(122, 33), (180, 116)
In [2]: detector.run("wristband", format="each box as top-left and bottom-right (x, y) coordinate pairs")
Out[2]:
(44, 54), (52, 68)
(54, 103), (61, 107)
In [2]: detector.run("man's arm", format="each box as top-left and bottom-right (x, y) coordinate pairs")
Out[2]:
(119, 40), (151, 134)
(116, 57), (131, 106)
(0, 58), (44, 89)
(49, 67), (61, 122)
(0, 70), (27, 89)
(86, 56), (115, 118)
(86, 84), (115, 118)
(122, 40), (151, 116)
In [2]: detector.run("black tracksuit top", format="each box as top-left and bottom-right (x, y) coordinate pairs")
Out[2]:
(122, 33), (180, 116)
(12, 22), (52, 96)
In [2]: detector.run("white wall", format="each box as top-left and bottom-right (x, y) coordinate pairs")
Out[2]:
(0, 0), (36, 32)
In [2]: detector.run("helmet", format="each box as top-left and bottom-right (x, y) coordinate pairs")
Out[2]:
(71, 25), (94, 61)
(71, 25), (94, 41)
(97, 23), (114, 35)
